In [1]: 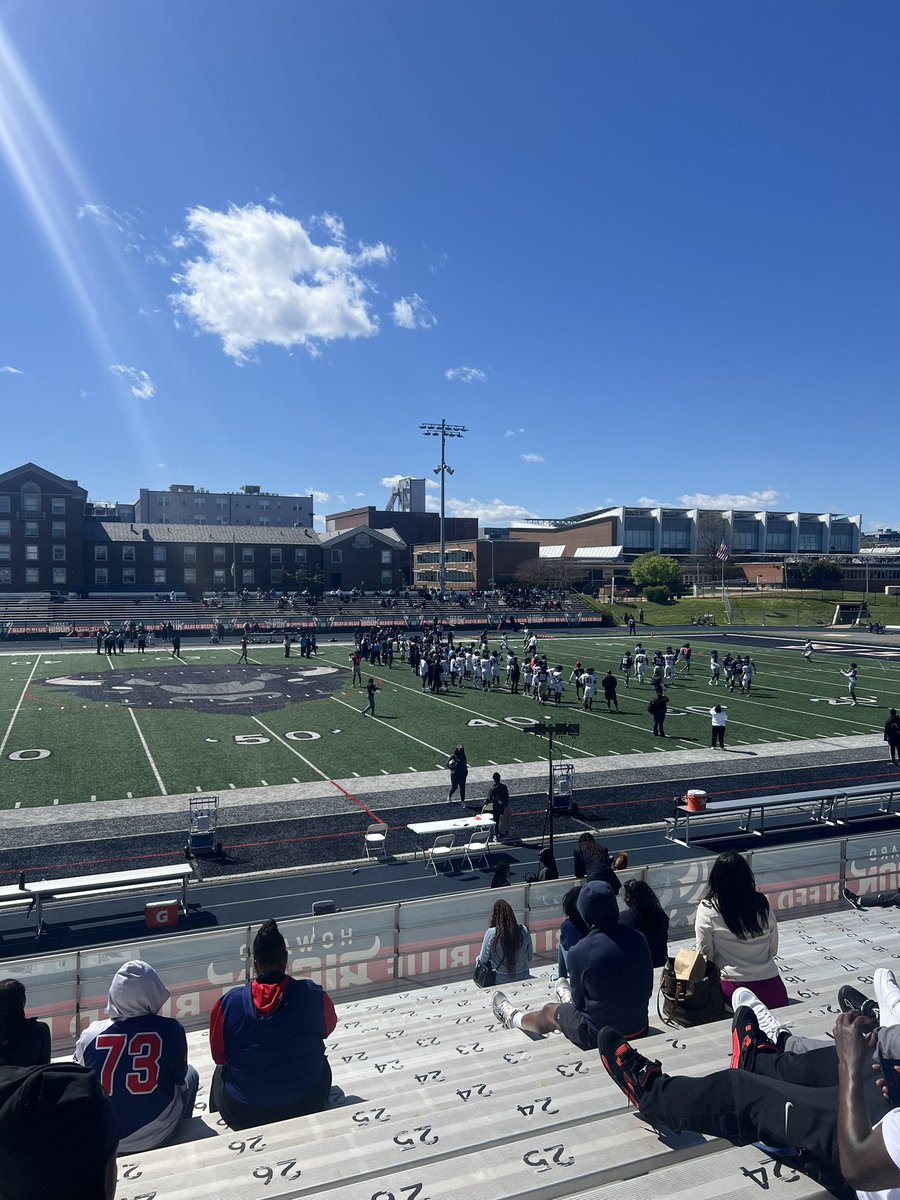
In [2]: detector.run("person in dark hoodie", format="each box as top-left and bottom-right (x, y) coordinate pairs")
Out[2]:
(490, 881), (653, 1048)
(75, 960), (198, 1153)
(209, 918), (337, 1130)
(0, 978), (50, 1067)
(0, 1063), (118, 1200)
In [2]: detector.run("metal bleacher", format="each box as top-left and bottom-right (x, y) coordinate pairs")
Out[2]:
(103, 907), (880, 1199)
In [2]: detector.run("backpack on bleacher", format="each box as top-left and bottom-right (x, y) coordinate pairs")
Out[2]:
(657, 948), (729, 1028)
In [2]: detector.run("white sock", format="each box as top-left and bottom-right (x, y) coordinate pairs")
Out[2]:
(511, 1012), (525, 1030)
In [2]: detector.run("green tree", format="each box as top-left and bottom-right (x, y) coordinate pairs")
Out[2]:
(628, 553), (683, 599)
(792, 557), (844, 589)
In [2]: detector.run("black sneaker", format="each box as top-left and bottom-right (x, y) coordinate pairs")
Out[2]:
(838, 985), (880, 1026)
(730, 1006), (780, 1071)
(598, 1027), (661, 1109)
(843, 886), (864, 911)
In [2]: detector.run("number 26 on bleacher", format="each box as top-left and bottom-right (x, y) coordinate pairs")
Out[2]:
(252, 1159), (302, 1186)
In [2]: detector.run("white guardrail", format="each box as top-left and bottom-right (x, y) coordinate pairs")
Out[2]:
(5, 831), (898, 1054)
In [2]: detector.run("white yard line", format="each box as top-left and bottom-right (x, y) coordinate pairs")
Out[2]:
(126, 707), (168, 795)
(0, 653), (42, 761)
(250, 716), (330, 781)
(330, 695), (449, 757)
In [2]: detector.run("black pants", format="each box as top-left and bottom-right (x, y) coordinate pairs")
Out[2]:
(711, 726), (725, 748)
(211, 1063), (331, 1131)
(889, 739), (900, 763)
(652, 718), (665, 736)
(640, 1047), (851, 1200)
(449, 776), (466, 802)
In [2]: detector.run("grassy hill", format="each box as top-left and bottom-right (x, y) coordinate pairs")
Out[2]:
(576, 590), (900, 627)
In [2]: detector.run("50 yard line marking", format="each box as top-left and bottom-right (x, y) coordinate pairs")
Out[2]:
(0, 654), (42, 761)
(126, 707), (167, 795)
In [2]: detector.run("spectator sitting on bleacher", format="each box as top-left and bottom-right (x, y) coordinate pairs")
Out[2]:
(210, 919), (337, 1130)
(556, 885), (588, 981)
(599, 998), (900, 1200)
(0, 979), (50, 1067)
(75, 960), (199, 1153)
(475, 899), (533, 984)
(695, 850), (789, 1009)
(492, 881), (653, 1046)
(619, 879), (670, 969)
(0, 1063), (118, 1200)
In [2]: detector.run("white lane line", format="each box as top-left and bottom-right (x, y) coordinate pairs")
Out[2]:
(0, 652), (42, 760)
(330, 695), (449, 757)
(126, 708), (168, 795)
(250, 715), (329, 781)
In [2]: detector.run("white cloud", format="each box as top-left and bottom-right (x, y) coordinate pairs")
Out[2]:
(425, 479), (439, 490)
(170, 203), (392, 361)
(504, 427), (525, 437)
(521, 453), (544, 464)
(110, 363), (155, 400)
(638, 489), (784, 510)
(78, 204), (167, 265)
(170, 233), (188, 250)
(0, 365), (22, 374)
(267, 193), (282, 207)
(444, 366), (486, 384)
(354, 491), (365, 497)
(380, 475), (405, 491)
(445, 496), (540, 523)
(392, 293), (436, 330)
(313, 514), (326, 532)
(156, 462), (167, 468)
(307, 489), (330, 504)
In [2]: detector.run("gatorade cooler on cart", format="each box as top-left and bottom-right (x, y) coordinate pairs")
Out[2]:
(145, 899), (179, 930)
(685, 789), (707, 812)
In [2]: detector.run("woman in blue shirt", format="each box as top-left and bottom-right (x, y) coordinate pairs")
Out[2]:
(476, 900), (533, 984)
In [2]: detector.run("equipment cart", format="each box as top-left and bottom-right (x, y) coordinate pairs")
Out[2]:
(186, 795), (221, 859)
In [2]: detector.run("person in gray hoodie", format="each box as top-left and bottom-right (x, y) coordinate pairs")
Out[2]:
(74, 960), (199, 1153)
(489, 881), (653, 1048)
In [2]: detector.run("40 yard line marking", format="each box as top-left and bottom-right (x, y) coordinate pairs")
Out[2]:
(0, 653), (42, 761)
(126, 707), (167, 795)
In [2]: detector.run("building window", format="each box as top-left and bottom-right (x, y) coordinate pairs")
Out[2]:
(259, 500), (270, 511)
(0, 521), (9, 538)
(831, 532), (852, 552)
(122, 545), (136, 562)
(158, 498), (169, 507)
(766, 532), (790, 551)
(216, 499), (227, 509)
(25, 567), (39, 584)
(153, 568), (167, 585)
(270, 548), (282, 564)
(213, 568), (226, 587)
(184, 568), (197, 585)
(51, 521), (65, 538)
(259, 517), (270, 526)
(0, 567), (10, 585)
(0, 544), (9, 561)
(95, 568), (108, 585)
(194, 516), (207, 525)
(381, 549), (392, 565)
(52, 545), (65, 561)
(798, 533), (820, 552)
(270, 569), (282, 586)
(194, 498), (205, 508)
(153, 546), (166, 562)
(94, 545), (108, 562)
(25, 522), (39, 538)
(381, 570), (392, 587)
(21, 487), (41, 515)
(242, 547), (254, 563)
(51, 497), (66, 515)
(25, 544), (39, 561)
(0, 496), (9, 515)
(295, 547), (306, 563)
(242, 568), (254, 585)
(52, 568), (66, 585)
(213, 546), (226, 563)
(122, 567), (136, 585)
(733, 530), (758, 550)
(331, 548), (342, 564)
(184, 545), (197, 564)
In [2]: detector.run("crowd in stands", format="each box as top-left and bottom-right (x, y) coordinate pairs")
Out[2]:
(5, 852), (900, 1198)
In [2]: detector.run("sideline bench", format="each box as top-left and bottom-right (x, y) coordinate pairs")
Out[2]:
(17, 864), (195, 936)
(667, 782), (900, 847)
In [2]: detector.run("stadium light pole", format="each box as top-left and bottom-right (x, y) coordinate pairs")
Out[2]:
(420, 419), (467, 600)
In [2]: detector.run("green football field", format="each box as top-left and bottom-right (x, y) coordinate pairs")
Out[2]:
(0, 634), (896, 808)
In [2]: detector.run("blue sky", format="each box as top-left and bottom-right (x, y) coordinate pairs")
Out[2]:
(0, 1), (897, 530)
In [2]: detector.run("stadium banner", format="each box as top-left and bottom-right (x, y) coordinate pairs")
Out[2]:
(844, 832), (900, 896)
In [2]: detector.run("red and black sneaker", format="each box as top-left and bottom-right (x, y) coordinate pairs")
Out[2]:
(730, 1006), (781, 1071)
(598, 1027), (662, 1109)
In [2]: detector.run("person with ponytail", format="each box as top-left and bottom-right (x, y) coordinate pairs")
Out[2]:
(209, 919), (338, 1129)
(694, 851), (788, 1009)
(0, 979), (50, 1067)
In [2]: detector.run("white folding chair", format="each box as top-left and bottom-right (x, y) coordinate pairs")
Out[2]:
(463, 826), (493, 871)
(364, 822), (388, 861)
(425, 833), (457, 874)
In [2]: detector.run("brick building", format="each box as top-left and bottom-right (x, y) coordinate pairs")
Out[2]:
(0, 463), (87, 592)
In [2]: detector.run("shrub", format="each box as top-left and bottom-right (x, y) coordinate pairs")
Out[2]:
(644, 585), (671, 604)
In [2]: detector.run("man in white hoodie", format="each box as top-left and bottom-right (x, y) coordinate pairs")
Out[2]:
(74, 960), (199, 1153)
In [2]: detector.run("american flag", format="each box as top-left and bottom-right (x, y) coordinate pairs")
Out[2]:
(716, 543), (729, 563)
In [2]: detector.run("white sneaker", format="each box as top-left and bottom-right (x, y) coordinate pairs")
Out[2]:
(875, 969), (900, 1028)
(555, 978), (573, 1004)
(491, 990), (520, 1029)
(730, 986), (790, 1047)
